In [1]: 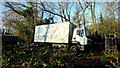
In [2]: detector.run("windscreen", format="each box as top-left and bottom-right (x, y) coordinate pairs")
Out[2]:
(77, 29), (84, 37)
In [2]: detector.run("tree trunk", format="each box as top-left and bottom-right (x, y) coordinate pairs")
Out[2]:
(90, 2), (96, 25)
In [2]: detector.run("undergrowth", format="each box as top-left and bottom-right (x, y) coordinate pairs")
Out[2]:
(2, 44), (120, 68)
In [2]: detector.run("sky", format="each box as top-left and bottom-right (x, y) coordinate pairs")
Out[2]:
(0, 2), (118, 29)
(0, 3), (4, 28)
(0, 2), (102, 28)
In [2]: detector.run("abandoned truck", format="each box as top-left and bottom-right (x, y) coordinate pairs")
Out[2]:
(34, 22), (103, 52)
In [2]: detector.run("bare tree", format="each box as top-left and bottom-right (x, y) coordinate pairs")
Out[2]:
(38, 2), (74, 22)
(104, 2), (119, 21)
(2, 2), (40, 43)
(77, 2), (91, 26)
(90, 2), (96, 25)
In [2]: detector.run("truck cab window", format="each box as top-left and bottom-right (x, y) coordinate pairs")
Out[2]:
(77, 30), (84, 37)
(81, 29), (84, 37)
(77, 30), (81, 35)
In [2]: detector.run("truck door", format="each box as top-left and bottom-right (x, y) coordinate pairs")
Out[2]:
(77, 27), (87, 45)
(79, 29), (86, 45)
(72, 27), (88, 45)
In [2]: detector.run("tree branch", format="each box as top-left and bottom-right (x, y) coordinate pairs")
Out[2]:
(6, 2), (27, 17)
(41, 8), (69, 22)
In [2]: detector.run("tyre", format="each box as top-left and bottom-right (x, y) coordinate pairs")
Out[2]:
(70, 45), (79, 53)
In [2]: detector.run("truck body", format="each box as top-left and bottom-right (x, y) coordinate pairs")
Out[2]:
(34, 22), (93, 51)
(34, 22), (72, 43)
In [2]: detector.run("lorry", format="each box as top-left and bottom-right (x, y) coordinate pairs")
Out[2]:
(34, 22), (100, 52)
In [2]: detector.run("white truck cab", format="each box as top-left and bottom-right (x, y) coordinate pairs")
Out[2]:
(72, 26), (92, 46)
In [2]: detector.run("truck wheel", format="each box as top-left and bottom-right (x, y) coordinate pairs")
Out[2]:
(70, 45), (79, 53)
